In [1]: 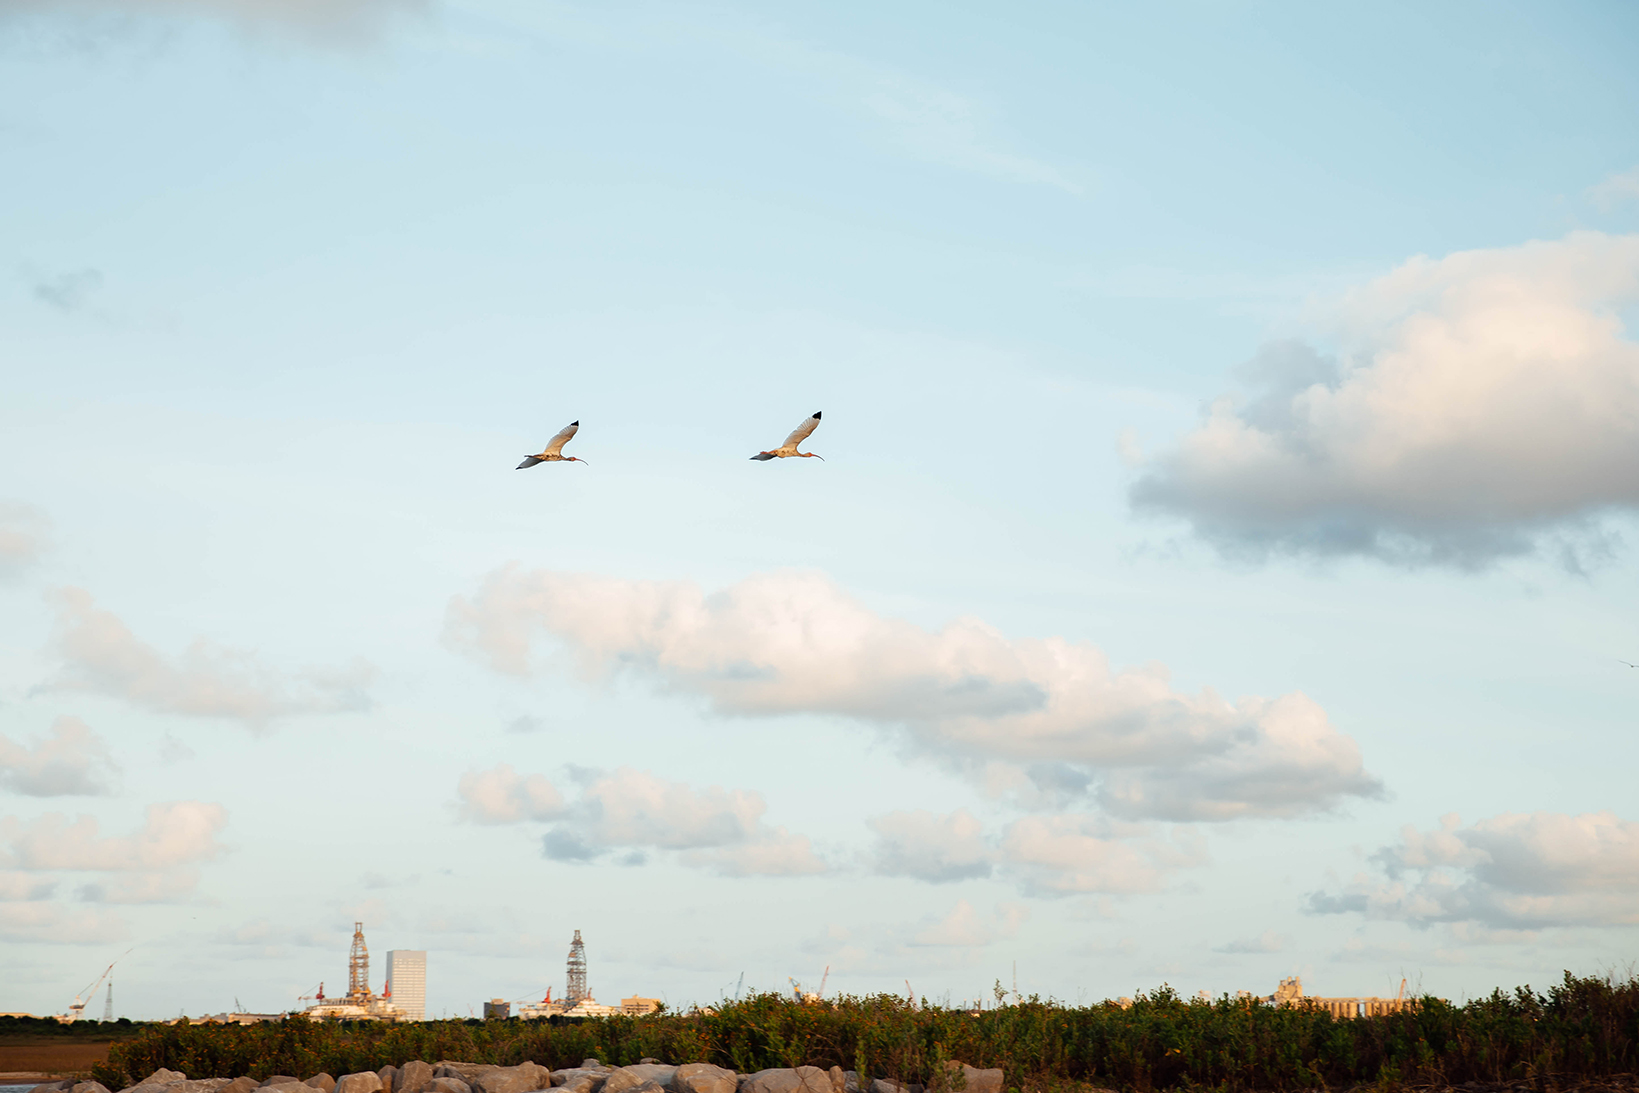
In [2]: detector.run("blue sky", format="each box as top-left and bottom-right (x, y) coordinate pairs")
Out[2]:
(2, 0), (1638, 1020)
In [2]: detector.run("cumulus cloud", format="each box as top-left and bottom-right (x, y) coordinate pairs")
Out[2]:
(0, 800), (227, 905)
(29, 268), (102, 311)
(1309, 810), (1639, 929)
(446, 567), (1380, 821)
(0, 501), (50, 578)
(47, 587), (374, 730)
(0, 0), (428, 44)
(1131, 232), (1639, 567)
(868, 807), (1201, 896)
(455, 764), (826, 877)
(0, 717), (116, 797)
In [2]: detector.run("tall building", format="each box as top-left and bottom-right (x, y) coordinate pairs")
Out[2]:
(386, 950), (427, 1021)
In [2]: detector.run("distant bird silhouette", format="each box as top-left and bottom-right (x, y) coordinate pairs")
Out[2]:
(1621, 660), (1639, 668)
(751, 411), (824, 461)
(516, 421), (587, 468)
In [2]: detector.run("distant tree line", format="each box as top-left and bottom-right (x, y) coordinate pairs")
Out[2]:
(95, 971), (1639, 1092)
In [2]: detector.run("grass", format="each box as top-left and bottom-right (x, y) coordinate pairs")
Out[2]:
(92, 972), (1639, 1093)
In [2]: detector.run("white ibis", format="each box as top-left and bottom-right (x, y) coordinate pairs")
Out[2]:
(750, 411), (823, 461)
(516, 421), (587, 468)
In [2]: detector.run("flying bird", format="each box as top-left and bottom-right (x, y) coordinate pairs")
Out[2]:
(751, 411), (824, 461)
(516, 421), (588, 468)
(1621, 660), (1639, 668)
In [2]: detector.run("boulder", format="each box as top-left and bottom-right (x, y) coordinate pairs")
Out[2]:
(172, 1081), (231, 1093)
(551, 1070), (609, 1093)
(336, 1074), (384, 1093)
(738, 1069), (832, 1093)
(263, 1083), (316, 1093)
(604, 1067), (675, 1093)
(433, 1067), (497, 1087)
(626, 1083), (664, 1093)
(941, 1068), (999, 1093)
(670, 1064), (736, 1093)
(28, 1083), (69, 1093)
(146, 1072), (189, 1086)
(472, 1066), (551, 1093)
(426, 1080), (471, 1093)
(377, 1068), (398, 1093)
(579, 1065), (602, 1073)
(870, 1082), (920, 1093)
(262, 1080), (300, 1089)
(306, 1077), (337, 1093)
(219, 1077), (258, 1093)
(397, 1063), (435, 1093)
(71, 1082), (113, 1093)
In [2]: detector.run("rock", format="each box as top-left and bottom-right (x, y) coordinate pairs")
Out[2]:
(172, 1081), (231, 1093)
(264, 1083), (317, 1093)
(263, 1080), (300, 1089)
(738, 1069), (832, 1093)
(604, 1067), (675, 1093)
(219, 1077), (258, 1093)
(627, 1083), (664, 1093)
(580, 1065), (601, 1073)
(377, 1068), (398, 1093)
(942, 1067), (1000, 1093)
(397, 1064), (435, 1093)
(433, 1068), (497, 1088)
(870, 1082), (916, 1093)
(472, 1066), (551, 1093)
(426, 1080), (471, 1093)
(336, 1074), (384, 1093)
(71, 1082), (113, 1093)
(28, 1083), (70, 1093)
(147, 1072), (189, 1086)
(670, 1064), (736, 1093)
(638, 1063), (658, 1068)
(551, 1070), (609, 1093)
(306, 1077), (337, 1093)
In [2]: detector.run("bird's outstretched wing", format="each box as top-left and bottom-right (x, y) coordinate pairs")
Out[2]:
(749, 452), (777, 461)
(782, 410), (821, 449)
(516, 456), (543, 469)
(542, 420), (580, 456)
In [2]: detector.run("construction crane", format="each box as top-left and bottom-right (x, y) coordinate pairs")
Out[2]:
(68, 951), (131, 1023)
(1395, 978), (1407, 1004)
(817, 966), (829, 998)
(734, 973), (744, 1001)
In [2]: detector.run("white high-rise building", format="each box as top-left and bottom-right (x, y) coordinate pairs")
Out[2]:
(385, 950), (427, 1021)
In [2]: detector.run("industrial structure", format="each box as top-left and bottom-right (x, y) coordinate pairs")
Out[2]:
(386, 951), (428, 1021)
(1266, 976), (1409, 1017)
(566, 930), (588, 1003)
(301, 923), (409, 1022)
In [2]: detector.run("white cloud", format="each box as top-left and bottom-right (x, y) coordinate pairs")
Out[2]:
(1310, 810), (1639, 928)
(0, 800), (228, 904)
(1132, 232), (1639, 567)
(1589, 166), (1639, 211)
(455, 764), (826, 877)
(0, 0), (428, 44)
(867, 807), (1201, 897)
(446, 567), (1380, 821)
(47, 587), (374, 730)
(0, 717), (116, 797)
(0, 501), (50, 578)
(455, 764), (565, 825)
(999, 813), (1203, 897)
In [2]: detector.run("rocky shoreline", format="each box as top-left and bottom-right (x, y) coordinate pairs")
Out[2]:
(31, 1060), (1005, 1093)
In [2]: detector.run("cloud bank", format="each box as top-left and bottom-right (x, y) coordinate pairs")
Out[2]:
(446, 567), (1380, 821)
(1310, 810), (1639, 928)
(1132, 232), (1639, 567)
(456, 764), (826, 877)
(0, 717), (116, 797)
(48, 588), (374, 730)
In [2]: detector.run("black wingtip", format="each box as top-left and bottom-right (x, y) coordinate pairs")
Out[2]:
(571, 420), (579, 426)
(813, 410), (822, 419)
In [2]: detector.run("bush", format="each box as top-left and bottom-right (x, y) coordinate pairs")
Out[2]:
(93, 971), (1639, 1092)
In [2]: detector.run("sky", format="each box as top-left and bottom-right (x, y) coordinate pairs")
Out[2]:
(2, 0), (1638, 1021)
